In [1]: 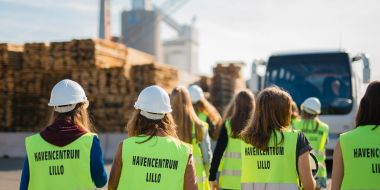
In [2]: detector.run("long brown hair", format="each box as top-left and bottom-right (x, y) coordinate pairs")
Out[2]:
(171, 86), (205, 144)
(291, 101), (299, 120)
(48, 102), (95, 132)
(127, 110), (178, 139)
(356, 81), (380, 128)
(193, 98), (221, 125)
(223, 90), (255, 138)
(241, 87), (292, 150)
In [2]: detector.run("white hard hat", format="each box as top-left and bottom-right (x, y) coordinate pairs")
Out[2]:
(188, 85), (204, 103)
(134, 85), (172, 120)
(48, 79), (88, 113)
(301, 97), (321, 115)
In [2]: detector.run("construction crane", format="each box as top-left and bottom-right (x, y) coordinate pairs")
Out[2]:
(121, 0), (199, 74)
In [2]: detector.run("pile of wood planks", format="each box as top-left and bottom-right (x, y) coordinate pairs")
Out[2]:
(0, 43), (23, 70)
(0, 39), (180, 132)
(130, 63), (178, 93)
(0, 95), (13, 130)
(210, 63), (246, 114)
(0, 43), (23, 130)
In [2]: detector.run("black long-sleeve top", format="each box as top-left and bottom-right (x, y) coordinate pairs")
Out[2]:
(209, 122), (228, 181)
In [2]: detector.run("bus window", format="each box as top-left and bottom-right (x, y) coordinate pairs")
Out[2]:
(265, 52), (353, 115)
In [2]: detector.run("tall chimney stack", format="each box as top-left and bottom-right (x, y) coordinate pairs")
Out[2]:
(99, 0), (111, 40)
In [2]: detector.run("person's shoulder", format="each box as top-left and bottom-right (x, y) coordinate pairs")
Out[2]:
(318, 120), (329, 130)
(167, 137), (192, 154)
(340, 126), (364, 138)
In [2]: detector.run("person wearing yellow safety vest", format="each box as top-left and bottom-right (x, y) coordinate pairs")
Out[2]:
(108, 85), (197, 190)
(331, 81), (380, 190)
(171, 86), (213, 190)
(290, 101), (300, 128)
(209, 90), (255, 190)
(20, 79), (107, 190)
(294, 97), (329, 190)
(240, 87), (316, 190)
(189, 85), (222, 142)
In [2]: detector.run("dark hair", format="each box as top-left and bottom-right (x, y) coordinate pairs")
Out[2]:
(241, 87), (292, 150)
(223, 90), (255, 138)
(356, 81), (380, 128)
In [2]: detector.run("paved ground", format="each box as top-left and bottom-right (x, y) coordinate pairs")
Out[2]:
(0, 158), (332, 190)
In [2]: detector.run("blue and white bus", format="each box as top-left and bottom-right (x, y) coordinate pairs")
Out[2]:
(250, 50), (371, 158)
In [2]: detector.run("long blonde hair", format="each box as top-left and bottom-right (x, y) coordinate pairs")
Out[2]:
(48, 102), (95, 132)
(127, 110), (178, 139)
(241, 87), (292, 150)
(193, 98), (221, 124)
(171, 86), (205, 144)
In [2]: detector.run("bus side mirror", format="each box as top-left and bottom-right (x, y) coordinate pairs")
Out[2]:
(352, 53), (371, 83)
(361, 54), (371, 83)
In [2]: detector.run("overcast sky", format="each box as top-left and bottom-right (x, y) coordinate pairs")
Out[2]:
(0, 0), (379, 80)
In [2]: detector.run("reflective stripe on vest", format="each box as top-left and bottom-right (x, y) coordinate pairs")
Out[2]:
(25, 133), (95, 190)
(191, 123), (210, 190)
(241, 183), (299, 190)
(294, 119), (328, 178)
(219, 120), (242, 190)
(241, 130), (299, 188)
(340, 125), (380, 189)
(118, 135), (191, 190)
(221, 169), (241, 176)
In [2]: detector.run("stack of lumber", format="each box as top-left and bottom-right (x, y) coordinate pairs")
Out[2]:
(0, 38), (182, 132)
(0, 43), (23, 70)
(92, 68), (131, 132)
(0, 69), (15, 94)
(210, 63), (246, 114)
(23, 43), (50, 70)
(71, 39), (128, 69)
(0, 43), (23, 130)
(12, 95), (48, 131)
(0, 44), (23, 94)
(0, 95), (13, 130)
(130, 63), (178, 93)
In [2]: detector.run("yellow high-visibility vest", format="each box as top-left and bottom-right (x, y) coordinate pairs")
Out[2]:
(340, 125), (380, 190)
(192, 122), (211, 190)
(25, 133), (95, 190)
(219, 120), (242, 190)
(118, 135), (191, 190)
(294, 119), (328, 178)
(241, 129), (300, 190)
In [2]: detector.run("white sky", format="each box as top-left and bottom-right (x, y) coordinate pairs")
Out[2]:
(0, 0), (379, 79)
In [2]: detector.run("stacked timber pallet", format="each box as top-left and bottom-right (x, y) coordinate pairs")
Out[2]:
(0, 39), (180, 132)
(92, 68), (131, 132)
(210, 63), (246, 114)
(130, 63), (178, 93)
(12, 39), (132, 132)
(0, 43), (23, 130)
(23, 43), (50, 70)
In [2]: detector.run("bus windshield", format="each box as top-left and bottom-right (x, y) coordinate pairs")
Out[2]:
(265, 52), (353, 115)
